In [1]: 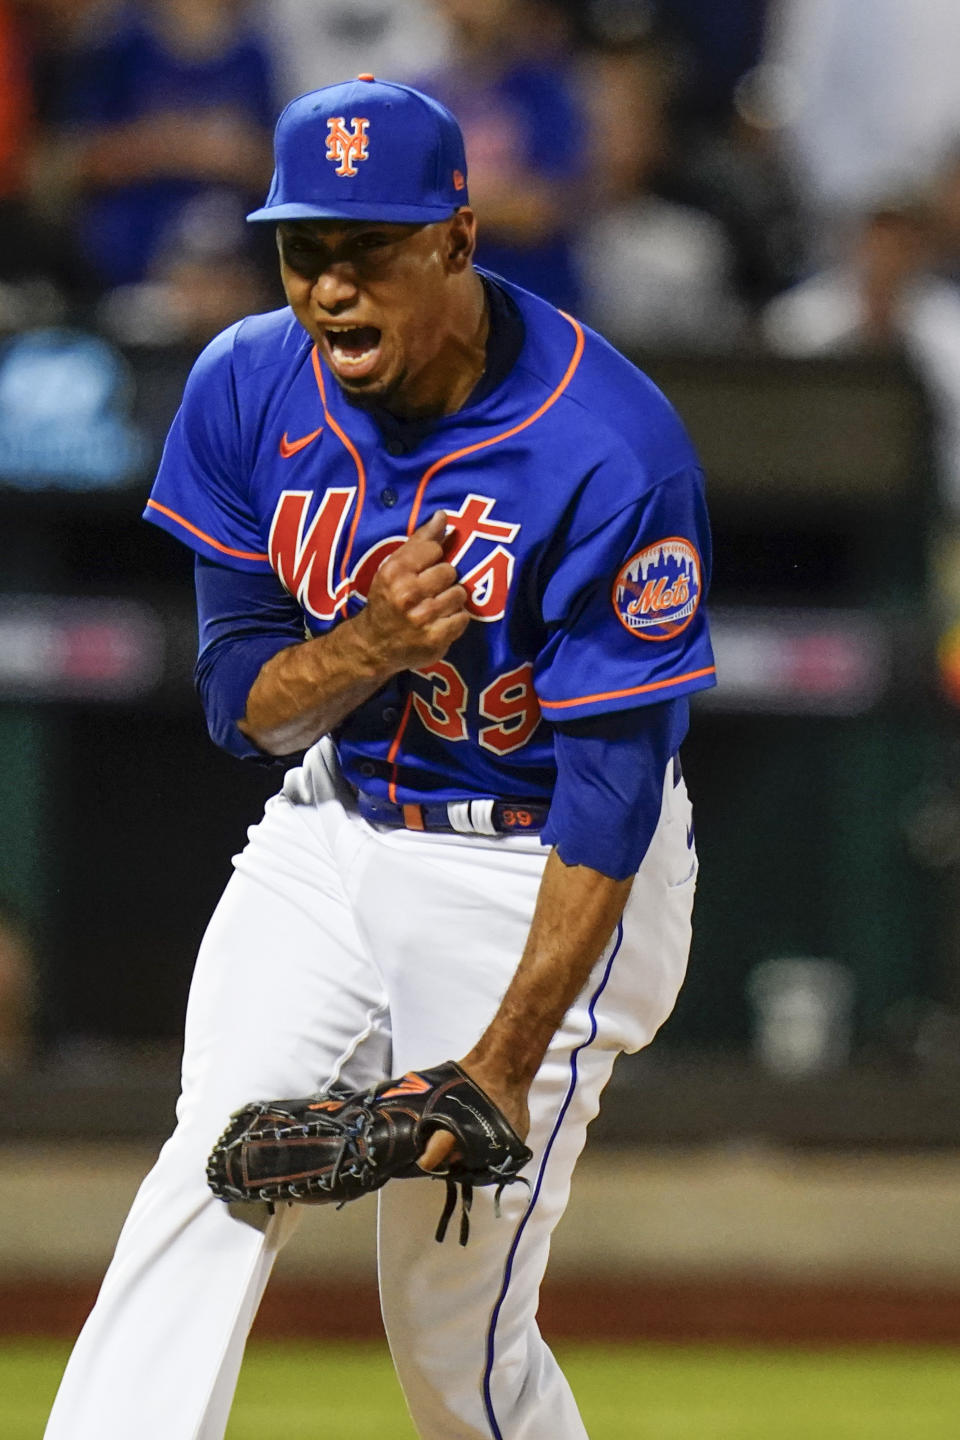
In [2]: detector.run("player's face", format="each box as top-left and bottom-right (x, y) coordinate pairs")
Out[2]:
(277, 215), (476, 412)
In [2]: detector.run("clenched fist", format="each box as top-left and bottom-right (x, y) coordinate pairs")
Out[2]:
(354, 510), (470, 673)
(239, 511), (470, 756)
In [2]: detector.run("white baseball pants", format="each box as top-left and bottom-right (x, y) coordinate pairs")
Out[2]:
(45, 741), (696, 1440)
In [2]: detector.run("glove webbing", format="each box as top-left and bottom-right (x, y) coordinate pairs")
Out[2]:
(267, 1101), (378, 1204)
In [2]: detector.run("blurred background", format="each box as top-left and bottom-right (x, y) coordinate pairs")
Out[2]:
(2, 0), (960, 1431)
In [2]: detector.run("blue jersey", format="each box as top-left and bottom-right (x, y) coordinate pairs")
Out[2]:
(145, 274), (716, 805)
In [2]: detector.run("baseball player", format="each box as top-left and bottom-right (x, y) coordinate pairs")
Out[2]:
(45, 77), (716, 1440)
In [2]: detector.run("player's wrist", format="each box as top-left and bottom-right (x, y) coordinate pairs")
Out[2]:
(338, 609), (400, 685)
(461, 1038), (544, 1093)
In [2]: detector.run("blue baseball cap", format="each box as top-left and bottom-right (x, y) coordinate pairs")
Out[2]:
(247, 75), (469, 225)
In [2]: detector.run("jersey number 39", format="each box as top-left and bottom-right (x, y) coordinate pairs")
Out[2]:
(413, 662), (541, 755)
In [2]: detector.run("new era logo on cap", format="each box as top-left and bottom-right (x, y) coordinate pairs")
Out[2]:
(247, 75), (469, 225)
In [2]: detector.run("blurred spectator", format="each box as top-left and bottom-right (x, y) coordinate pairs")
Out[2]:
(37, 0), (277, 290)
(765, 0), (960, 250)
(761, 197), (960, 510)
(419, 0), (587, 313)
(259, 0), (451, 102)
(0, 0), (30, 200)
(0, 0), (39, 312)
(577, 33), (670, 223)
(16, 0), (123, 127)
(651, 0), (803, 309)
(0, 896), (35, 1072)
(97, 190), (274, 348)
(575, 0), (802, 311)
(578, 190), (745, 353)
(931, 145), (960, 289)
(614, 0), (770, 133)
(577, 40), (746, 352)
(762, 199), (935, 354)
(560, 0), (769, 124)
(668, 73), (806, 310)
(0, 0), (89, 325)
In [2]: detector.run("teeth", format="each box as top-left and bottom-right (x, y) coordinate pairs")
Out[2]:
(323, 325), (380, 373)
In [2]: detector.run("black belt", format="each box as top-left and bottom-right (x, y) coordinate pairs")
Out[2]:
(356, 791), (549, 836)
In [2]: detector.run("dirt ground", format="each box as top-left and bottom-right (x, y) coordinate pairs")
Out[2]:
(4, 1143), (960, 1341)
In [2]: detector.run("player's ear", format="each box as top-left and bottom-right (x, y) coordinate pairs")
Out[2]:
(275, 226), (291, 271)
(445, 209), (476, 272)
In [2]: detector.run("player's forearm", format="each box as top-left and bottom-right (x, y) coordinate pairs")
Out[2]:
(463, 849), (634, 1092)
(238, 613), (393, 755)
(240, 511), (469, 754)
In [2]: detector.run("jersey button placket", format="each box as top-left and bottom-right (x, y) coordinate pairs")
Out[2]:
(380, 487), (398, 508)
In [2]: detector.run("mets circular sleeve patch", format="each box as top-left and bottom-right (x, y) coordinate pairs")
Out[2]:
(611, 537), (702, 641)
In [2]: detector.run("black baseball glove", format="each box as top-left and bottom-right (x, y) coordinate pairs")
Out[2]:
(206, 1060), (532, 1244)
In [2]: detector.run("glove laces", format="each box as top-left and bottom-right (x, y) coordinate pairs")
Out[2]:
(434, 1175), (530, 1246)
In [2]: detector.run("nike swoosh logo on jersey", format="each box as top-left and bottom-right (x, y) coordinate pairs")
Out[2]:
(279, 426), (324, 458)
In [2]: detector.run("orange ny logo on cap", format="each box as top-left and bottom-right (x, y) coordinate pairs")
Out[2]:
(326, 115), (370, 177)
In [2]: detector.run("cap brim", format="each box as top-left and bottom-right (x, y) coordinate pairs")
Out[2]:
(246, 199), (460, 224)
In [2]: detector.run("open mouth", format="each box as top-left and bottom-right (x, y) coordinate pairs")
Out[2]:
(323, 325), (383, 380)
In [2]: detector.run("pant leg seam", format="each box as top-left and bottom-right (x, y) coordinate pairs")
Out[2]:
(481, 921), (625, 1440)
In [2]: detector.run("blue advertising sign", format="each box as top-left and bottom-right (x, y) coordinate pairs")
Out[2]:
(0, 329), (148, 490)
